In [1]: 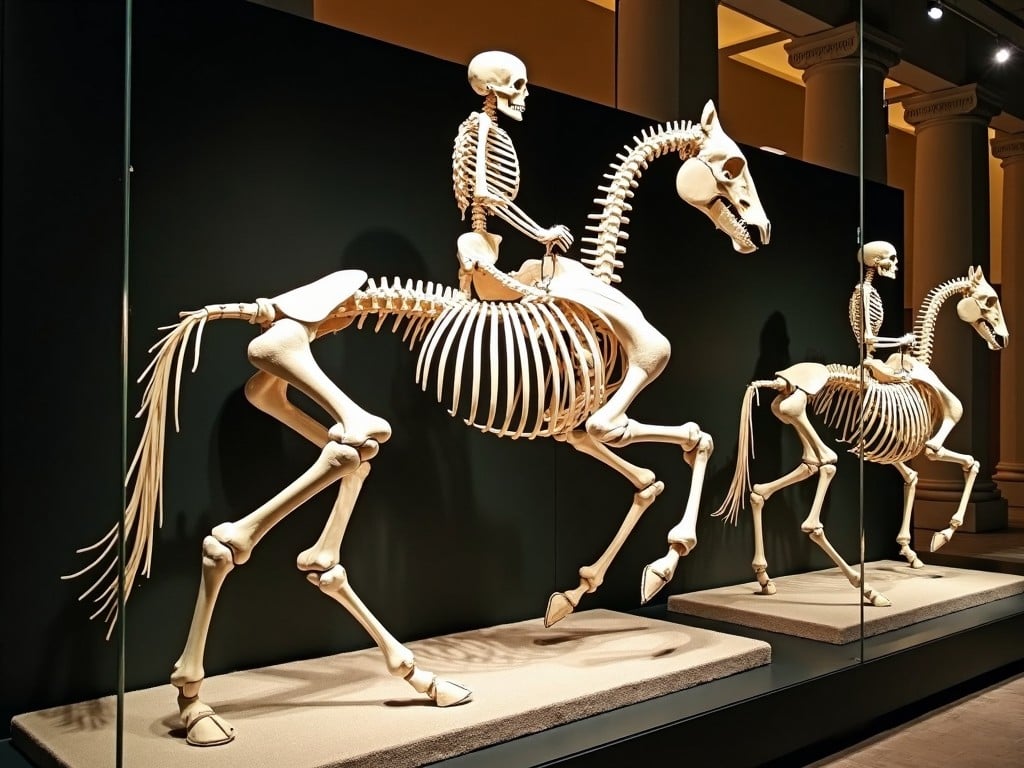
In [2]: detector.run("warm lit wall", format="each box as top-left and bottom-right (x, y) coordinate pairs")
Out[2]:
(312, 0), (615, 106)
(307, 0), (1005, 293)
(990, 135), (1004, 286)
(887, 127), (916, 305)
(718, 54), (804, 157)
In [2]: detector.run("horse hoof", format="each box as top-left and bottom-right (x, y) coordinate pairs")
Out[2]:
(433, 679), (472, 708)
(865, 589), (891, 608)
(544, 592), (576, 628)
(930, 530), (950, 552)
(640, 564), (670, 604)
(180, 697), (235, 747)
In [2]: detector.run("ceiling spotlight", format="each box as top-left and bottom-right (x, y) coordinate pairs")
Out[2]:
(994, 44), (1011, 63)
(927, 1), (943, 20)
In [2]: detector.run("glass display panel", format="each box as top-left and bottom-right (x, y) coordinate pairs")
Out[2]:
(3, 3), (1021, 768)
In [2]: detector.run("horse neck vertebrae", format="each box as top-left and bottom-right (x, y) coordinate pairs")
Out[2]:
(581, 122), (703, 285)
(911, 275), (973, 367)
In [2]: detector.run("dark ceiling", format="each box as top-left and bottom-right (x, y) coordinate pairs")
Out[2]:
(782, 0), (1024, 124)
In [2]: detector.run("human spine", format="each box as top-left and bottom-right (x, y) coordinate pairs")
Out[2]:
(849, 269), (884, 345)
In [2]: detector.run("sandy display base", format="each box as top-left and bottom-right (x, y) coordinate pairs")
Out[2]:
(12, 608), (770, 768)
(668, 560), (1024, 644)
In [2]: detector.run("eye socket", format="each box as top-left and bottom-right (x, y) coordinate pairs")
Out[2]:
(722, 156), (746, 180)
(513, 78), (526, 90)
(984, 295), (997, 308)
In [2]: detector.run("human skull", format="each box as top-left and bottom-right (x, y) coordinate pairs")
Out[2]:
(676, 101), (771, 253)
(861, 241), (898, 279)
(468, 51), (529, 121)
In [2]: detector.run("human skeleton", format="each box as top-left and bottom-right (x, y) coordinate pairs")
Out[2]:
(714, 266), (1008, 606)
(67, 51), (770, 746)
(452, 50), (573, 301)
(849, 240), (915, 382)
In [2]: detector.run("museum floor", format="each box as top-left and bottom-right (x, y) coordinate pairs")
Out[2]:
(803, 506), (1024, 768)
(914, 506), (1024, 572)
(917, 507), (1019, 569)
(805, 669), (1024, 768)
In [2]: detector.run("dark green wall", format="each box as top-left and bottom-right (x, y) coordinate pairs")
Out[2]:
(2, 0), (904, 738)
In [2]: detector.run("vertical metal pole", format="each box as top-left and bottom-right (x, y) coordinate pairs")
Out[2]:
(857, 0), (866, 666)
(117, 1), (133, 765)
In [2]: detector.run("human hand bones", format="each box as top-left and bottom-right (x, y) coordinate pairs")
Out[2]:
(541, 224), (573, 253)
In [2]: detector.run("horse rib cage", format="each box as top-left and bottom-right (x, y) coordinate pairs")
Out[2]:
(811, 364), (937, 464)
(415, 299), (622, 439)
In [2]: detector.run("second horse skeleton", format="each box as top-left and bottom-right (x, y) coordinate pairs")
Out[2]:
(714, 265), (1007, 606)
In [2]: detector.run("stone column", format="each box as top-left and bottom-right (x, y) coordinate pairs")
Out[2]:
(616, 0), (718, 121)
(991, 132), (1024, 512)
(903, 84), (1007, 533)
(785, 21), (900, 183)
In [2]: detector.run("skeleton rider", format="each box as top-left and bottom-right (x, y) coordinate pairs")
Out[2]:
(849, 240), (914, 382)
(452, 51), (573, 301)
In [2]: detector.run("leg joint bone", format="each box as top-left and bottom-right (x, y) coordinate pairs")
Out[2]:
(312, 564), (349, 591)
(202, 534), (238, 572)
(584, 415), (629, 445)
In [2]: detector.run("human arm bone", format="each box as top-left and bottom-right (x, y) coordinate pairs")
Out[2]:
(869, 332), (916, 349)
(473, 112), (573, 253)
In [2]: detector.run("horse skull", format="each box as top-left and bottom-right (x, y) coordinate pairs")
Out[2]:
(957, 266), (1009, 350)
(468, 51), (529, 121)
(676, 101), (771, 253)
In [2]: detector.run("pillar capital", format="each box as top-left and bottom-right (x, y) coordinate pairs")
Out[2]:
(903, 84), (1001, 128)
(785, 21), (901, 74)
(991, 132), (1024, 166)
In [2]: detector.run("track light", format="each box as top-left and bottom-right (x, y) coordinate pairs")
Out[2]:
(994, 43), (1011, 63)
(927, 1), (943, 20)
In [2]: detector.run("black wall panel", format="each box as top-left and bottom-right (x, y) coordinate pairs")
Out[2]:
(2, 0), (905, 735)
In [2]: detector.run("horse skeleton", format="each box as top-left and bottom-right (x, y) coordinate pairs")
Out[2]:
(67, 53), (770, 748)
(714, 266), (1008, 606)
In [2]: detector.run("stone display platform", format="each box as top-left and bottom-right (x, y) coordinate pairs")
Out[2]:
(668, 560), (1024, 644)
(12, 609), (771, 768)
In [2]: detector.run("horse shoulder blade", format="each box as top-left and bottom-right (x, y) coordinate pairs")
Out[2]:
(775, 362), (830, 394)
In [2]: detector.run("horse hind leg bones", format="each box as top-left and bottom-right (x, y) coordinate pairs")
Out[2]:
(172, 314), (471, 746)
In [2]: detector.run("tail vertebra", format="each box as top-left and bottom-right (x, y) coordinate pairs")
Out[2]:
(711, 379), (781, 526)
(63, 301), (267, 636)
